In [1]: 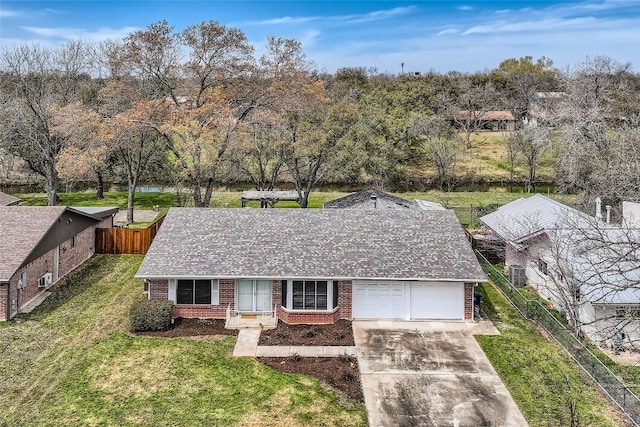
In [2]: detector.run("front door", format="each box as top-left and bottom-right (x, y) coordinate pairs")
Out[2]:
(237, 280), (272, 312)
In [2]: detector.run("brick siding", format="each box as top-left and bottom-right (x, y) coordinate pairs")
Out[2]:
(464, 283), (474, 320)
(278, 307), (341, 324)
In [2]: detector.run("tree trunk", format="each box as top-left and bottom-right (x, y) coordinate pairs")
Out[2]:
(127, 177), (137, 225)
(45, 160), (59, 206)
(96, 171), (105, 199)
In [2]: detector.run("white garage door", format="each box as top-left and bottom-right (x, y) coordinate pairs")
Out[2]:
(410, 282), (464, 320)
(352, 282), (406, 319)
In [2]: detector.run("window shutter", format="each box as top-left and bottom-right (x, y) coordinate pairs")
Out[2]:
(168, 279), (177, 303)
(211, 280), (219, 305)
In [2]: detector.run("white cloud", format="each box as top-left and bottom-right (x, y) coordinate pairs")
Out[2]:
(462, 17), (598, 35)
(21, 26), (140, 42)
(299, 30), (321, 49)
(244, 6), (414, 26)
(437, 28), (460, 36)
(0, 8), (21, 17)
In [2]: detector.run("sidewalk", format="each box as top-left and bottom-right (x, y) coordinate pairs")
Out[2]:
(232, 328), (356, 357)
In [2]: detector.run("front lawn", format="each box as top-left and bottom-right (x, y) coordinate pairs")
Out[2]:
(0, 255), (366, 427)
(476, 282), (632, 427)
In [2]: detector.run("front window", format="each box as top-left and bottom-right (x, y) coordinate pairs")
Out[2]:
(537, 259), (548, 275)
(176, 279), (218, 304)
(287, 280), (333, 310)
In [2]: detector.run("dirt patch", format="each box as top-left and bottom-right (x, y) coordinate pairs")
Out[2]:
(259, 356), (363, 402)
(134, 318), (238, 338)
(259, 320), (354, 346)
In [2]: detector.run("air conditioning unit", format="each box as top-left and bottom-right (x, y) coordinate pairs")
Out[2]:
(509, 265), (526, 288)
(38, 272), (53, 288)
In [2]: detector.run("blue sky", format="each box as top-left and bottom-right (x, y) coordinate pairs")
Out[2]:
(1, 1), (639, 73)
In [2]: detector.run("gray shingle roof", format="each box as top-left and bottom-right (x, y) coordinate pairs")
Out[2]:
(323, 190), (419, 210)
(137, 208), (487, 282)
(0, 206), (66, 281)
(479, 194), (587, 242)
(0, 191), (21, 206)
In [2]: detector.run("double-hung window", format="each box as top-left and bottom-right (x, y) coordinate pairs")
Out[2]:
(175, 279), (219, 305)
(288, 280), (332, 310)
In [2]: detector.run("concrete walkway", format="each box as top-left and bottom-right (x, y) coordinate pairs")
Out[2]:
(232, 329), (261, 357)
(19, 291), (52, 314)
(232, 328), (357, 357)
(256, 346), (356, 357)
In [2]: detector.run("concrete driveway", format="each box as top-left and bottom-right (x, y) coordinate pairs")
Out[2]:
(353, 321), (528, 427)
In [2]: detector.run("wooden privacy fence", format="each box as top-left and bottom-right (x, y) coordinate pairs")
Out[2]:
(96, 216), (165, 255)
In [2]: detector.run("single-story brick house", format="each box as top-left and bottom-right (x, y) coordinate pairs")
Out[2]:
(0, 205), (118, 320)
(136, 208), (487, 325)
(0, 191), (21, 206)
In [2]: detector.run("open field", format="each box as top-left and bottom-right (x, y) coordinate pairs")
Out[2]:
(476, 281), (632, 427)
(0, 255), (366, 427)
(17, 188), (580, 229)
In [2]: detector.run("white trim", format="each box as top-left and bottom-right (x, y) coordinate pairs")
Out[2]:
(136, 274), (484, 283)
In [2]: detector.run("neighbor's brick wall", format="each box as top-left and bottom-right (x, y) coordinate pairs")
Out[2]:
(337, 281), (352, 319)
(464, 283), (474, 320)
(96, 216), (114, 229)
(0, 284), (7, 321)
(5, 245), (58, 319)
(57, 226), (95, 278)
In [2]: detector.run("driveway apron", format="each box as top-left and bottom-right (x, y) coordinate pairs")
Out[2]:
(353, 321), (528, 427)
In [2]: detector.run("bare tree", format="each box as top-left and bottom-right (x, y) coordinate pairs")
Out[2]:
(0, 41), (92, 205)
(510, 125), (549, 192)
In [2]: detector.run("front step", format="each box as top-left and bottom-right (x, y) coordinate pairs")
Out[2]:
(225, 314), (277, 330)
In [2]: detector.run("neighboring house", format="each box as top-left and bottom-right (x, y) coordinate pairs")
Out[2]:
(526, 92), (564, 126)
(0, 191), (21, 206)
(479, 194), (640, 348)
(0, 206), (116, 320)
(323, 189), (445, 211)
(453, 110), (516, 131)
(136, 208), (486, 326)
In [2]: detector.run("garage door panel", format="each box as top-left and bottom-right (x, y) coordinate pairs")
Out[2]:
(410, 283), (463, 319)
(353, 282), (406, 319)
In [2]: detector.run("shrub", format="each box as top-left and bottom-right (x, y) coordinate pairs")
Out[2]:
(129, 299), (173, 332)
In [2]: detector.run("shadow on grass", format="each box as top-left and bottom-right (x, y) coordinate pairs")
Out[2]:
(25, 255), (118, 321)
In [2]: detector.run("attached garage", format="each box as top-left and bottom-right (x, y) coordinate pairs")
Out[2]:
(352, 281), (465, 320)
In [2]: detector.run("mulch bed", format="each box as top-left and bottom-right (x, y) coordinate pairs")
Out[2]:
(259, 356), (363, 402)
(134, 318), (238, 337)
(258, 319), (355, 346)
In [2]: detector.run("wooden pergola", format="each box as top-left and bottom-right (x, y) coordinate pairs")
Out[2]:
(241, 191), (301, 208)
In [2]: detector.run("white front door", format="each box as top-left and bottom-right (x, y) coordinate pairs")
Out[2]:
(237, 279), (272, 312)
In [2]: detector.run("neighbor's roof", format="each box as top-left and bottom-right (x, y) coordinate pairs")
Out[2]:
(454, 110), (515, 121)
(0, 206), (101, 281)
(137, 208), (487, 282)
(0, 206), (67, 281)
(0, 191), (21, 206)
(72, 206), (119, 219)
(479, 194), (588, 243)
(323, 189), (419, 210)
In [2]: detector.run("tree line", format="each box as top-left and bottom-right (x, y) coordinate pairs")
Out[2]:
(1, 20), (639, 221)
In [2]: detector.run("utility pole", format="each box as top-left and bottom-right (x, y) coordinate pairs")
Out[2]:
(401, 62), (405, 75)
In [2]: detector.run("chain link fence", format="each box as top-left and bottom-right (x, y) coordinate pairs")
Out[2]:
(477, 251), (640, 426)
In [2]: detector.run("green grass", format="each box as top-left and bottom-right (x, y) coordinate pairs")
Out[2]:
(476, 282), (631, 427)
(0, 255), (366, 427)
